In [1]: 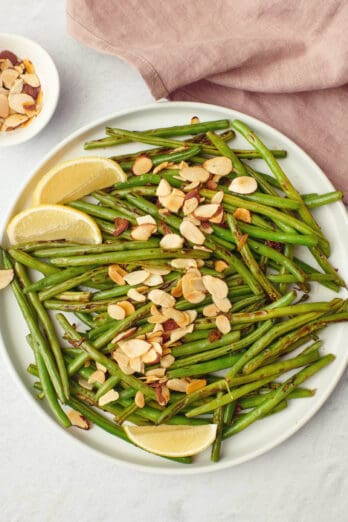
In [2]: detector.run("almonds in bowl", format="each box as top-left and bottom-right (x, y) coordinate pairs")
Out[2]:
(0, 49), (43, 132)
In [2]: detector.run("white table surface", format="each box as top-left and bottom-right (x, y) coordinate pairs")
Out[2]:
(1, 4), (347, 522)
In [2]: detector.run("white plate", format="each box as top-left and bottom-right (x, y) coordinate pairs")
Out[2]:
(0, 101), (347, 474)
(0, 33), (59, 146)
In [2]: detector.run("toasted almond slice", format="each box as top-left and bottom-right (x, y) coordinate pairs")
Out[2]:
(203, 303), (219, 317)
(214, 260), (229, 272)
(183, 180), (201, 192)
(156, 178), (171, 197)
(118, 339), (152, 358)
(129, 356), (144, 373)
(183, 214), (201, 226)
(148, 312), (168, 324)
(180, 219), (205, 245)
(171, 258), (197, 270)
(183, 197), (199, 216)
(203, 156), (232, 176)
(167, 378), (189, 392)
(160, 354), (175, 368)
(153, 161), (169, 174)
(144, 273), (163, 287)
(160, 189), (185, 213)
(216, 314), (231, 334)
(96, 362), (107, 373)
(146, 367), (166, 378)
(8, 93), (34, 114)
(117, 300), (135, 316)
(136, 214), (157, 226)
(132, 155), (153, 175)
(202, 275), (228, 299)
(3, 113), (28, 129)
(185, 310), (198, 324)
(134, 390), (145, 408)
(148, 289), (176, 308)
(98, 389), (119, 407)
(9, 78), (23, 94)
(0, 94), (9, 119)
(1, 68), (19, 89)
(193, 203), (220, 220)
(107, 303), (126, 320)
(127, 288), (146, 302)
(67, 410), (90, 429)
(151, 341), (163, 355)
(111, 350), (133, 374)
(78, 377), (94, 390)
(211, 191), (224, 204)
(146, 266), (171, 276)
(179, 166), (210, 183)
(169, 324), (194, 343)
(162, 307), (187, 326)
(160, 233), (184, 250)
(88, 369), (106, 385)
(171, 278), (183, 298)
(213, 296), (232, 313)
(186, 379), (207, 394)
(130, 223), (157, 241)
(124, 270), (150, 286)
(112, 327), (137, 344)
(182, 287), (206, 304)
(209, 207), (224, 224)
(142, 348), (161, 364)
(233, 207), (252, 223)
(229, 176), (258, 195)
(108, 264), (126, 285)
(21, 73), (40, 87)
(0, 269), (14, 289)
(193, 245), (212, 253)
(0, 58), (12, 71)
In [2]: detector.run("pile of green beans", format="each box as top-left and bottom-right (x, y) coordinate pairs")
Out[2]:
(2, 117), (347, 465)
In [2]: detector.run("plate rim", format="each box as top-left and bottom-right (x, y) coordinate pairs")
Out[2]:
(0, 100), (347, 475)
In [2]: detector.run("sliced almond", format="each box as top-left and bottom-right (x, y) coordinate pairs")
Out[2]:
(160, 188), (185, 213)
(171, 278), (183, 298)
(233, 208), (252, 223)
(193, 203), (220, 220)
(107, 303), (126, 320)
(88, 370), (106, 385)
(113, 217), (130, 237)
(156, 178), (171, 197)
(21, 73), (40, 87)
(124, 270), (150, 286)
(214, 260), (229, 272)
(134, 390), (145, 408)
(0, 58), (12, 71)
(213, 296), (232, 313)
(167, 378), (189, 392)
(118, 338), (152, 358)
(117, 300), (135, 316)
(169, 324), (194, 343)
(8, 93), (34, 114)
(67, 410), (90, 430)
(78, 377), (94, 390)
(0, 268), (14, 289)
(112, 327), (137, 344)
(186, 379), (207, 394)
(154, 384), (170, 406)
(129, 356), (144, 373)
(136, 214), (157, 227)
(153, 161), (169, 174)
(162, 307), (188, 327)
(183, 180), (201, 192)
(96, 362), (107, 372)
(171, 258), (197, 270)
(183, 197), (199, 215)
(132, 155), (153, 175)
(151, 341), (163, 354)
(160, 354), (175, 368)
(127, 288), (146, 302)
(209, 207), (225, 224)
(142, 348), (161, 364)
(211, 191), (224, 204)
(98, 389), (119, 406)
(160, 233), (184, 250)
(112, 350), (134, 374)
(203, 303), (219, 317)
(1, 68), (19, 89)
(179, 166), (210, 183)
(130, 223), (157, 241)
(108, 264), (126, 286)
(180, 219), (205, 245)
(203, 156), (232, 176)
(206, 179), (218, 190)
(202, 275), (228, 299)
(3, 113), (28, 129)
(229, 176), (258, 195)
(144, 273), (163, 286)
(145, 367), (166, 378)
(146, 266), (171, 275)
(216, 314), (231, 334)
(148, 288), (176, 308)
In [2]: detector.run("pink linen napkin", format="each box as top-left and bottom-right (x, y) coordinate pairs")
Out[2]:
(67, 0), (348, 202)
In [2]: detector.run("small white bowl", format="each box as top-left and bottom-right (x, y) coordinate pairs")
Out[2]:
(0, 33), (59, 146)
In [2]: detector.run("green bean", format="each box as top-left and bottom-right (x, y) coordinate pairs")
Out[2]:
(167, 354), (241, 378)
(303, 191), (343, 208)
(237, 223), (317, 247)
(38, 267), (106, 301)
(24, 266), (89, 293)
(8, 248), (59, 275)
(211, 392), (224, 462)
(238, 387), (315, 409)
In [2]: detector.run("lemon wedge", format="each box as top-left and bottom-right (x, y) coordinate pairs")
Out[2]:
(7, 204), (102, 245)
(33, 156), (126, 205)
(124, 424), (217, 457)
